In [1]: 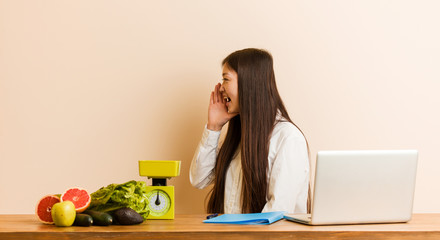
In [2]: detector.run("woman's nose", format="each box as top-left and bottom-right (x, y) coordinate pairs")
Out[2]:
(219, 83), (225, 92)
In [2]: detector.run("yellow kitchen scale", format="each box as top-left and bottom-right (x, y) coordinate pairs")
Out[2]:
(139, 160), (180, 219)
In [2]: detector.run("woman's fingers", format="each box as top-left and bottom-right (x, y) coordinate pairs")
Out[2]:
(215, 83), (220, 103)
(207, 82), (236, 131)
(217, 83), (223, 103)
(210, 91), (214, 105)
(212, 83), (223, 103)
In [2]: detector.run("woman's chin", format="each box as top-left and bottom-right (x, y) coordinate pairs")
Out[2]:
(227, 108), (239, 115)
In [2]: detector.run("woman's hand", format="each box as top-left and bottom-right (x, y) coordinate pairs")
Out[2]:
(207, 83), (238, 131)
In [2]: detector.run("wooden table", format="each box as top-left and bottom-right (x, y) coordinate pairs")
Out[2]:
(1, 214), (439, 240)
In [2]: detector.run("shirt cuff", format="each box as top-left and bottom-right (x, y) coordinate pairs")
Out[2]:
(202, 124), (221, 148)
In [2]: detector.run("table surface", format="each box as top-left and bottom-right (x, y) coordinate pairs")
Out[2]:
(1, 214), (440, 240)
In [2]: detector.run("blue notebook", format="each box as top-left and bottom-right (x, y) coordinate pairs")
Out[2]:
(203, 211), (286, 225)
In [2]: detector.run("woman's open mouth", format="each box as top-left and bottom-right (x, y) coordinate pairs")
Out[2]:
(224, 97), (231, 102)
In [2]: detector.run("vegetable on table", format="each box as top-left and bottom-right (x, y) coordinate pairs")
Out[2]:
(87, 180), (150, 220)
(83, 210), (113, 226)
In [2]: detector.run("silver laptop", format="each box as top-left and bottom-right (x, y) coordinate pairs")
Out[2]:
(284, 150), (418, 225)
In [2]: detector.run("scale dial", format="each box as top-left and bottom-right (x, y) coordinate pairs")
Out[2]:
(146, 189), (171, 217)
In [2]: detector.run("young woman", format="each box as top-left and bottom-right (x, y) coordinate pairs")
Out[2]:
(190, 48), (310, 214)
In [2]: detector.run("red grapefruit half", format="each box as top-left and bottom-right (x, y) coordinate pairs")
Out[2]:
(35, 194), (61, 224)
(61, 187), (91, 213)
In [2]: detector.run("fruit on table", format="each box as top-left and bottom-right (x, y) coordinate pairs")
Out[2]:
(113, 207), (145, 225)
(35, 195), (61, 224)
(61, 187), (91, 213)
(51, 201), (76, 227)
(73, 213), (93, 227)
(83, 210), (113, 226)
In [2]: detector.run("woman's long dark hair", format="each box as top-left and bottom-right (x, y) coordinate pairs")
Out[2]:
(207, 48), (309, 213)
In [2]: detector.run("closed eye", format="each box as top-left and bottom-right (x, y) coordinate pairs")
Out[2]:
(221, 78), (230, 84)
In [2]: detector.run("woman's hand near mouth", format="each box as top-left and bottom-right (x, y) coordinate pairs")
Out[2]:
(207, 83), (238, 131)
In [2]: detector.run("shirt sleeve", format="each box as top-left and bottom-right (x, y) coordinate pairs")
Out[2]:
(189, 125), (221, 189)
(262, 129), (310, 214)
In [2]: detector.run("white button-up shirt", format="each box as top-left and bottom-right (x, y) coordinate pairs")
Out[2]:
(190, 119), (310, 214)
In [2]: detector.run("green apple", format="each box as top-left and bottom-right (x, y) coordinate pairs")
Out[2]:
(51, 201), (76, 227)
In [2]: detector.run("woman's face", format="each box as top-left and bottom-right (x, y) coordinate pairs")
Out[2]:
(220, 64), (239, 114)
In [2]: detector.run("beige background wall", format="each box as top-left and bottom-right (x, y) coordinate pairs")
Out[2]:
(1, 0), (439, 214)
